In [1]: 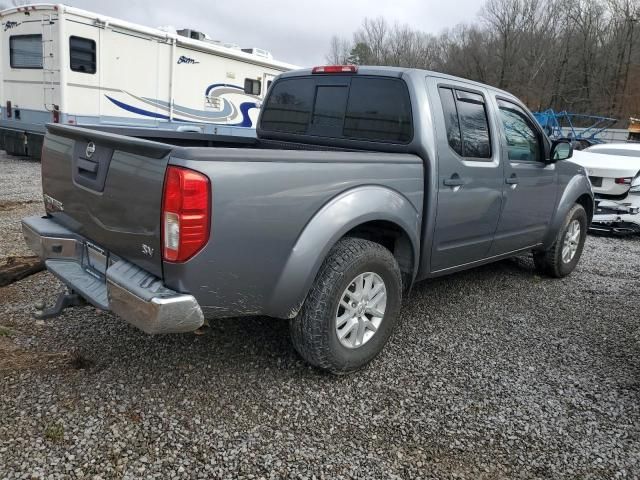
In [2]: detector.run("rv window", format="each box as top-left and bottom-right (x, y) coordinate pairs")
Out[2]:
(70, 36), (96, 74)
(10, 35), (43, 69)
(244, 78), (261, 96)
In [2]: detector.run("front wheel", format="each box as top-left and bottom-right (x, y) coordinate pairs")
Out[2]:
(289, 237), (402, 374)
(534, 204), (588, 278)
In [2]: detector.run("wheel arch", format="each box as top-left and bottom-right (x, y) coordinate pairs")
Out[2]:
(576, 193), (594, 225)
(265, 186), (421, 319)
(542, 175), (594, 249)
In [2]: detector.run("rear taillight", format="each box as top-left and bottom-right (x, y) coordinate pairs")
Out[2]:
(161, 166), (210, 262)
(615, 177), (632, 185)
(311, 65), (358, 74)
(52, 105), (60, 123)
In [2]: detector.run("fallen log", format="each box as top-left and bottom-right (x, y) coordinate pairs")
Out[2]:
(0, 255), (44, 287)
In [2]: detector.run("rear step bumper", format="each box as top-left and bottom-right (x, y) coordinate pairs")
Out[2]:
(21, 216), (204, 334)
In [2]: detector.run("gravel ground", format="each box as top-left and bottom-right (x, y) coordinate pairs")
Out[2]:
(1, 152), (639, 479)
(0, 153), (44, 261)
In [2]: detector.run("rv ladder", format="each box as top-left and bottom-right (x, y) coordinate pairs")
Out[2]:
(41, 13), (57, 112)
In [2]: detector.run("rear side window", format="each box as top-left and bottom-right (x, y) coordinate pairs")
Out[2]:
(261, 76), (413, 143)
(260, 78), (315, 134)
(344, 78), (412, 142)
(438, 88), (463, 156)
(10, 35), (43, 69)
(70, 36), (96, 74)
(438, 87), (491, 159)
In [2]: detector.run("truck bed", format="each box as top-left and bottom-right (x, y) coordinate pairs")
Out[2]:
(38, 124), (424, 319)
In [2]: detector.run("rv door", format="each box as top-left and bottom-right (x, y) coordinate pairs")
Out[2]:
(263, 73), (275, 97)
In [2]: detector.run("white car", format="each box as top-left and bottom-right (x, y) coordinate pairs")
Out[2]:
(570, 143), (640, 234)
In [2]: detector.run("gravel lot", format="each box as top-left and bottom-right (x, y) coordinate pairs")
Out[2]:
(1, 152), (639, 479)
(0, 153), (44, 261)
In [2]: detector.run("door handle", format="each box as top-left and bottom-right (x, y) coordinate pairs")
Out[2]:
(443, 175), (466, 187)
(505, 175), (519, 186)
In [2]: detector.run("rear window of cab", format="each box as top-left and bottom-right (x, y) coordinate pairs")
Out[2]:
(260, 76), (413, 144)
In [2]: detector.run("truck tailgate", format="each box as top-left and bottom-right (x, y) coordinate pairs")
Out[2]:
(41, 125), (173, 278)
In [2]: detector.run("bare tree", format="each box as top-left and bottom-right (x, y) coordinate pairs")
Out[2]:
(328, 0), (640, 123)
(326, 35), (352, 64)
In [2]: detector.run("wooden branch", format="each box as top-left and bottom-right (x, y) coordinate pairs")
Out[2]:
(0, 256), (44, 287)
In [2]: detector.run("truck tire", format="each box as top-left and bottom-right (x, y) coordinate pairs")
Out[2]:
(534, 203), (587, 278)
(289, 237), (402, 374)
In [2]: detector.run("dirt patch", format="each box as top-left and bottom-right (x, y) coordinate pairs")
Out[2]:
(0, 200), (40, 212)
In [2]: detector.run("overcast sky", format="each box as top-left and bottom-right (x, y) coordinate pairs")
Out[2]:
(62, 0), (485, 66)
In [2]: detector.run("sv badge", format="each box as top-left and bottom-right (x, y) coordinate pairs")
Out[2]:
(142, 244), (154, 257)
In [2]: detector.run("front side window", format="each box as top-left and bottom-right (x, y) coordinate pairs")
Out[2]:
(498, 100), (542, 162)
(438, 87), (491, 159)
(70, 36), (96, 74)
(10, 35), (43, 69)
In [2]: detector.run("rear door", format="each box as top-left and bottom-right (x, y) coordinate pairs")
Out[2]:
(489, 98), (557, 255)
(41, 125), (173, 277)
(428, 79), (504, 272)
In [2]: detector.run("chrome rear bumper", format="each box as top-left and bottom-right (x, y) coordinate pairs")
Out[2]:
(21, 216), (204, 334)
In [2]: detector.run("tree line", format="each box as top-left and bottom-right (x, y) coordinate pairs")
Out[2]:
(327, 0), (640, 124)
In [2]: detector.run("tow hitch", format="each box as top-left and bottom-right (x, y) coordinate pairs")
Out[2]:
(34, 290), (87, 320)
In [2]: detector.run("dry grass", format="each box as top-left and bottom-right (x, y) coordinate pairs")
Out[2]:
(0, 337), (70, 371)
(43, 422), (65, 443)
(0, 200), (40, 212)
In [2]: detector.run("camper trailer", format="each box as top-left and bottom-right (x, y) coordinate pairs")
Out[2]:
(0, 4), (298, 158)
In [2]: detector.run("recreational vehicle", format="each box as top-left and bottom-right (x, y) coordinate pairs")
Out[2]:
(0, 3), (298, 158)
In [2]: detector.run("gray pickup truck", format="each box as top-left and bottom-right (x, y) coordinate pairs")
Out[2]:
(23, 66), (593, 373)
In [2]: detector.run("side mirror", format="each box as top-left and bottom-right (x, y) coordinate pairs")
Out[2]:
(551, 140), (573, 162)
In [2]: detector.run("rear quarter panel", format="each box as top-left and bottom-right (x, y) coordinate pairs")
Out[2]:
(163, 148), (423, 319)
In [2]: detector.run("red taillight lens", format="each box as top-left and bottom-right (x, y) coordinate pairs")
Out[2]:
(52, 105), (60, 123)
(615, 177), (632, 185)
(162, 166), (210, 262)
(312, 65), (358, 74)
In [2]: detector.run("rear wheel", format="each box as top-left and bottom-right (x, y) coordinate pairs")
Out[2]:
(534, 204), (587, 278)
(289, 237), (402, 374)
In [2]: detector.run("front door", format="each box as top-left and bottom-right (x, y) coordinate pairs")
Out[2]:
(490, 98), (558, 255)
(429, 80), (504, 272)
